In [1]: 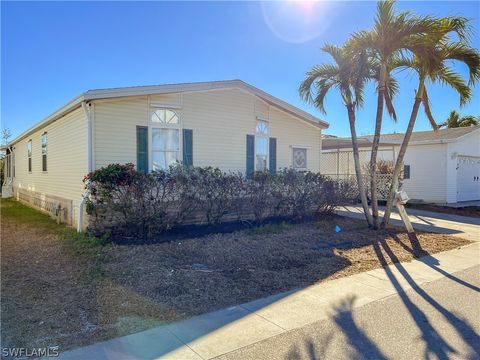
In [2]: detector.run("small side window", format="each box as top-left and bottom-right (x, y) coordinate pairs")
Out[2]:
(292, 148), (307, 170)
(41, 133), (48, 172)
(27, 140), (32, 172)
(403, 165), (410, 179)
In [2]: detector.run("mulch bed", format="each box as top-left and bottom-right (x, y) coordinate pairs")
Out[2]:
(1, 199), (471, 354)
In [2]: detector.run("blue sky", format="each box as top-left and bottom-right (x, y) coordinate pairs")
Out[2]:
(2, 1), (479, 139)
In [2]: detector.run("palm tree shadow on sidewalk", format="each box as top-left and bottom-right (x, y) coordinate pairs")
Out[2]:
(392, 233), (480, 293)
(285, 297), (388, 360)
(332, 296), (388, 360)
(373, 238), (480, 359)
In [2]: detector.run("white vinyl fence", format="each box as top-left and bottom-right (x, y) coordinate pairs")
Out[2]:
(321, 148), (396, 200)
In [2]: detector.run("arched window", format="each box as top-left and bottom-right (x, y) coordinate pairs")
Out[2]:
(255, 120), (269, 171)
(150, 108), (181, 171)
(151, 109), (179, 124)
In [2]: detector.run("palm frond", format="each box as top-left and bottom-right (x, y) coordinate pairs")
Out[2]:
(299, 63), (339, 104)
(442, 42), (480, 85)
(313, 80), (336, 114)
(383, 79), (397, 122)
(300, 43), (373, 114)
(458, 115), (479, 127)
(435, 66), (472, 106)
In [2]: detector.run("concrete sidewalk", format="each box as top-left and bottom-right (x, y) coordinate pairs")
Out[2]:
(336, 206), (480, 242)
(58, 242), (480, 360)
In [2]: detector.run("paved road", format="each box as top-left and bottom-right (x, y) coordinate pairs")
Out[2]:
(337, 206), (480, 242)
(216, 266), (480, 360)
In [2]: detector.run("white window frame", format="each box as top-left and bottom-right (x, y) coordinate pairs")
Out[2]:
(148, 108), (182, 171)
(255, 119), (269, 171)
(27, 140), (32, 173)
(41, 132), (48, 172)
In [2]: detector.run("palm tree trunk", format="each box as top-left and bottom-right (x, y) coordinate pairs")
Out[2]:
(370, 64), (386, 230)
(347, 104), (373, 227)
(382, 82), (425, 227)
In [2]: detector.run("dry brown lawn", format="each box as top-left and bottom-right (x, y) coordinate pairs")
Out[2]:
(1, 199), (471, 353)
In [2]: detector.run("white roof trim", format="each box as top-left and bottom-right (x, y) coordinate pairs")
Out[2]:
(9, 95), (85, 145)
(451, 126), (480, 142)
(83, 80), (328, 128)
(9, 80), (328, 145)
(378, 139), (456, 145)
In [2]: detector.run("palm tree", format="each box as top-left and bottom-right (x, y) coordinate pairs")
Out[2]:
(382, 17), (480, 227)
(442, 110), (479, 128)
(299, 45), (374, 227)
(348, 0), (438, 229)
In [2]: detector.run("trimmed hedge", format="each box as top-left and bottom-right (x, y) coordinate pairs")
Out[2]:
(84, 164), (357, 240)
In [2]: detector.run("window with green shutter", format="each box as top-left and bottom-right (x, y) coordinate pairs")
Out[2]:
(246, 134), (255, 178)
(183, 129), (193, 167)
(269, 137), (277, 175)
(136, 126), (148, 172)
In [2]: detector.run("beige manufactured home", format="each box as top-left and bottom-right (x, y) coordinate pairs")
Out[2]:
(2, 80), (328, 227)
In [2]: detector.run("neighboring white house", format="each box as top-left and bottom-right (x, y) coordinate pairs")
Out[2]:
(2, 80), (328, 226)
(321, 125), (480, 204)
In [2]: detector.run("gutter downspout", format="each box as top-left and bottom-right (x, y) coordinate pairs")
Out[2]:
(78, 101), (93, 232)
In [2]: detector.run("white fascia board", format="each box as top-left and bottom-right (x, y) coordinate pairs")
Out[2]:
(84, 80), (329, 129)
(240, 82), (329, 129)
(381, 139), (456, 145)
(9, 80), (328, 146)
(83, 81), (241, 100)
(452, 127), (480, 142)
(9, 95), (85, 145)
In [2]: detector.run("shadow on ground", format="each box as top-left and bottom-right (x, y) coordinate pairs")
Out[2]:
(282, 236), (480, 360)
(1, 199), (478, 359)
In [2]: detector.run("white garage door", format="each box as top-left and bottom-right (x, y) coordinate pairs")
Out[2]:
(457, 156), (480, 202)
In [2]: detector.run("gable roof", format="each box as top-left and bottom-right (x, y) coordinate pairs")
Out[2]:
(9, 80), (328, 146)
(322, 125), (480, 150)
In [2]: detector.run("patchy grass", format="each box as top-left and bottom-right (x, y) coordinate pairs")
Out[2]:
(246, 221), (292, 235)
(63, 229), (107, 249)
(1, 198), (472, 354)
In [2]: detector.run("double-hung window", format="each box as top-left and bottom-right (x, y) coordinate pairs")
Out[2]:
(41, 133), (48, 172)
(150, 108), (181, 171)
(27, 140), (32, 172)
(255, 120), (269, 171)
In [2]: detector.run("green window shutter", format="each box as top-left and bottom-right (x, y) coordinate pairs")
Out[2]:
(136, 126), (148, 172)
(183, 129), (193, 167)
(246, 134), (255, 178)
(269, 137), (277, 175)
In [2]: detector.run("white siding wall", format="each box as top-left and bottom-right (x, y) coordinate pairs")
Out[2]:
(269, 107), (321, 171)
(93, 89), (322, 172)
(446, 130), (480, 203)
(180, 89), (255, 171)
(397, 143), (447, 203)
(94, 96), (150, 168)
(12, 106), (88, 201)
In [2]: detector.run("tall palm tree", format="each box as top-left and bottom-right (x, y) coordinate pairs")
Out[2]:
(442, 110), (479, 128)
(299, 45), (374, 227)
(348, 0), (438, 229)
(382, 17), (480, 227)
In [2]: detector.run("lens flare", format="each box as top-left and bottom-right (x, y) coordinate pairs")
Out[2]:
(261, 1), (334, 44)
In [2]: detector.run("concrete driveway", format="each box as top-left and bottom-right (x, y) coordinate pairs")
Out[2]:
(336, 206), (480, 242)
